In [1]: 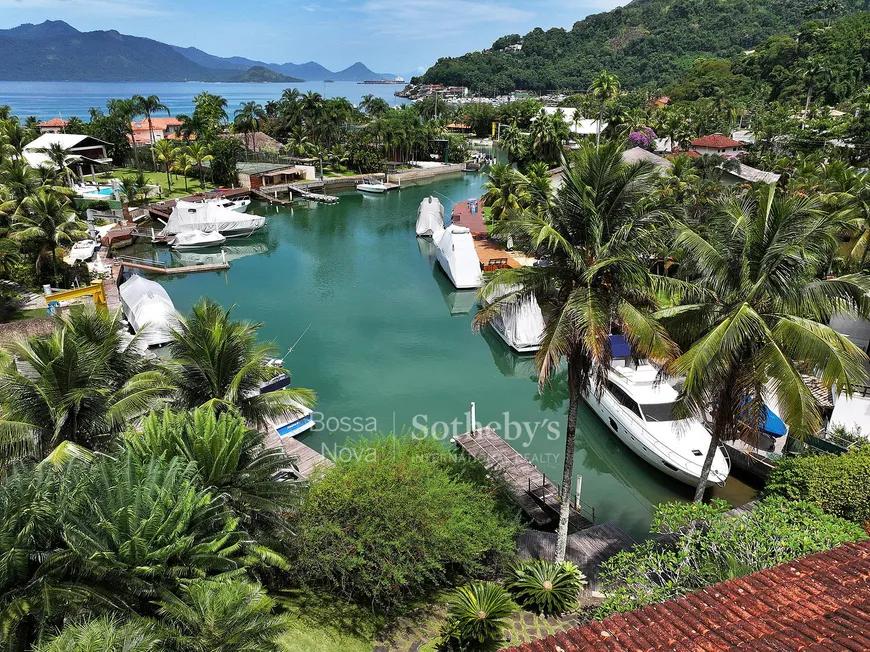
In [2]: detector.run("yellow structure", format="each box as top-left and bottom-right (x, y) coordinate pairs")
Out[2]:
(45, 280), (108, 310)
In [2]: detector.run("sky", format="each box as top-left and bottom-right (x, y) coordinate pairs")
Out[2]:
(0, 0), (626, 75)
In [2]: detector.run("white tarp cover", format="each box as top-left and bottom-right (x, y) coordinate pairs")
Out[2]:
(416, 196), (445, 236)
(484, 285), (545, 352)
(434, 224), (481, 289)
(163, 200), (265, 236)
(118, 274), (178, 347)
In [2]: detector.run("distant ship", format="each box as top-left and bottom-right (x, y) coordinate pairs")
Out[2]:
(360, 77), (405, 84)
(324, 79), (334, 83)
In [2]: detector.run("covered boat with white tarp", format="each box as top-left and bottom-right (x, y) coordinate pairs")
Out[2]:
(161, 200), (265, 238)
(415, 196), (445, 237)
(118, 274), (178, 348)
(482, 285), (545, 353)
(434, 224), (481, 289)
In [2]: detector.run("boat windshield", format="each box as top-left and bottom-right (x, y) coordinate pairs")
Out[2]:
(640, 402), (678, 422)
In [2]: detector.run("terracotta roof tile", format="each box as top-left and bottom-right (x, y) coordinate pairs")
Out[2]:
(504, 541), (870, 651)
(39, 117), (68, 127)
(691, 134), (744, 148)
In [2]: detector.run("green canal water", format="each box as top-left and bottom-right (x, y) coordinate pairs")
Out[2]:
(135, 172), (754, 539)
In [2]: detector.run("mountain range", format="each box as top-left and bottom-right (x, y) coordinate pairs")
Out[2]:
(418, 0), (870, 93)
(0, 20), (394, 82)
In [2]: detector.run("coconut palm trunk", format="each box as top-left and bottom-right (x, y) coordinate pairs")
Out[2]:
(555, 360), (582, 562)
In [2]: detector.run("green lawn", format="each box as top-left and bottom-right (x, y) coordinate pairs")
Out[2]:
(99, 168), (211, 203)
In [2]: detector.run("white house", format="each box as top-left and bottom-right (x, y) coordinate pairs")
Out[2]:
(23, 133), (112, 176)
(538, 107), (607, 136)
(690, 134), (746, 157)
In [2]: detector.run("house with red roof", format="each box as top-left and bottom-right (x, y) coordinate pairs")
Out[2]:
(38, 117), (68, 134)
(505, 540), (870, 652)
(129, 117), (186, 146)
(691, 133), (745, 157)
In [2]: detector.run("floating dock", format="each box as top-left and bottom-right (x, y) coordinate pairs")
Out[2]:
(454, 427), (593, 531)
(113, 255), (229, 275)
(264, 428), (333, 479)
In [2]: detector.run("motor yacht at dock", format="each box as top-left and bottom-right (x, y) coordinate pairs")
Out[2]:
(583, 335), (731, 487)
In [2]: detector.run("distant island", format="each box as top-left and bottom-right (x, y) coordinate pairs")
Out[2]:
(0, 20), (395, 83)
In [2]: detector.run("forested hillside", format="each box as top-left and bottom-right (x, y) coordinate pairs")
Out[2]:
(417, 0), (870, 93)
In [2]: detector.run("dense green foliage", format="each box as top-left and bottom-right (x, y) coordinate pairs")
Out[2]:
(598, 498), (867, 615)
(418, 0), (870, 93)
(505, 560), (586, 616)
(439, 582), (517, 651)
(765, 445), (870, 526)
(289, 436), (521, 610)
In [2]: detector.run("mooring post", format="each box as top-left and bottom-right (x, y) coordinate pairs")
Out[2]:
(575, 474), (583, 510)
(470, 401), (476, 436)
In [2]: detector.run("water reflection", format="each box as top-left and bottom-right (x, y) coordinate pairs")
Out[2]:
(482, 327), (537, 380)
(431, 263), (477, 316)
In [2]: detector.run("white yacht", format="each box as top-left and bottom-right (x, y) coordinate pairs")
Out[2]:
(434, 224), (482, 289)
(482, 285), (545, 353)
(356, 178), (388, 193)
(68, 239), (98, 262)
(204, 196), (251, 213)
(161, 200), (265, 239)
(171, 230), (226, 249)
(583, 335), (730, 487)
(416, 196), (445, 237)
(118, 274), (178, 348)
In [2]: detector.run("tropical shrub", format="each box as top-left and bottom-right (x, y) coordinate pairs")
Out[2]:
(598, 497), (866, 615)
(764, 445), (870, 527)
(439, 582), (516, 651)
(505, 560), (586, 615)
(34, 616), (160, 652)
(157, 580), (292, 652)
(289, 435), (521, 610)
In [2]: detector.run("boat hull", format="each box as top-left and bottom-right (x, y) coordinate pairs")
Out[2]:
(357, 185), (387, 193)
(490, 322), (541, 354)
(582, 387), (728, 487)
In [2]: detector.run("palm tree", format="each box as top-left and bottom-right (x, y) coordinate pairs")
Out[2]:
(33, 616), (160, 652)
(0, 309), (169, 463)
(166, 298), (315, 429)
(482, 163), (529, 221)
(35, 142), (75, 187)
(126, 406), (301, 535)
(184, 142), (213, 190)
(664, 184), (870, 502)
(173, 152), (193, 192)
(132, 94), (170, 169)
(233, 102), (266, 152)
(800, 57), (831, 126)
(12, 188), (86, 283)
(588, 71), (621, 149)
(152, 140), (177, 194)
(0, 158), (71, 219)
(157, 580), (292, 652)
(476, 142), (677, 562)
(0, 119), (27, 158)
(107, 98), (142, 173)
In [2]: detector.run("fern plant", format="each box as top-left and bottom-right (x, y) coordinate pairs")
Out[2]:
(440, 582), (516, 651)
(505, 560), (586, 615)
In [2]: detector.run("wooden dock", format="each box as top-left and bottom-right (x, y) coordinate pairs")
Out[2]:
(114, 257), (230, 275)
(250, 187), (293, 205)
(264, 428), (333, 479)
(454, 428), (593, 531)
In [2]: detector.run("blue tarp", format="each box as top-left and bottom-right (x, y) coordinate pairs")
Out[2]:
(609, 334), (631, 358)
(762, 406), (788, 438)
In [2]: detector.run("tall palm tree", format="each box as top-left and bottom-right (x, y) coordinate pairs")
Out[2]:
(107, 98), (142, 173)
(0, 158), (71, 219)
(0, 309), (169, 464)
(166, 298), (315, 429)
(482, 163), (529, 221)
(35, 142), (75, 187)
(157, 580), (292, 652)
(476, 142), (677, 562)
(800, 56), (831, 126)
(152, 140), (177, 194)
(499, 122), (528, 164)
(664, 184), (870, 501)
(184, 142), (213, 191)
(132, 94), (170, 169)
(12, 188), (86, 283)
(233, 102), (266, 152)
(588, 71), (621, 149)
(0, 119), (27, 158)
(173, 152), (193, 192)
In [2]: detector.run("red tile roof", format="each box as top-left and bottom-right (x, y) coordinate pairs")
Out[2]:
(130, 117), (182, 131)
(39, 117), (68, 127)
(668, 150), (701, 159)
(505, 541), (870, 651)
(691, 134), (744, 149)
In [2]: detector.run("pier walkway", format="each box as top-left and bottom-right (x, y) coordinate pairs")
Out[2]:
(113, 255), (229, 275)
(264, 428), (333, 479)
(454, 428), (593, 532)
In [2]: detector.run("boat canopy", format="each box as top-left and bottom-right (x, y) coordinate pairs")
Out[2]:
(118, 274), (177, 348)
(434, 224), (482, 289)
(162, 200), (264, 236)
(484, 284), (545, 352)
(416, 196), (445, 236)
(609, 334), (632, 359)
(762, 406), (788, 438)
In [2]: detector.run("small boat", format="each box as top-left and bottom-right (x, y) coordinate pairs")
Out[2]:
(162, 200), (265, 239)
(273, 403), (316, 437)
(118, 274), (177, 348)
(482, 285), (545, 353)
(415, 196), (445, 237)
(356, 178), (388, 193)
(68, 239), (98, 262)
(434, 224), (482, 289)
(583, 335), (731, 487)
(171, 230), (227, 249)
